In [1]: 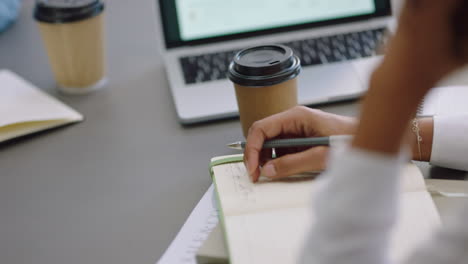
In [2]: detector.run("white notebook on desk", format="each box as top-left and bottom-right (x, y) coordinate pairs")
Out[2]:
(211, 156), (440, 264)
(419, 86), (468, 116)
(0, 69), (83, 143)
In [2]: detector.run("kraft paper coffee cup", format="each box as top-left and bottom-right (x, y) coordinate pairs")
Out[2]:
(34, 0), (106, 94)
(228, 45), (301, 137)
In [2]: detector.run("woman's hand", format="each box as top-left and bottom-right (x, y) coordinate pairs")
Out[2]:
(244, 106), (356, 182)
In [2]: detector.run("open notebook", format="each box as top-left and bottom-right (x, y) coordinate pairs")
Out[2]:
(0, 70), (83, 143)
(210, 155), (441, 264)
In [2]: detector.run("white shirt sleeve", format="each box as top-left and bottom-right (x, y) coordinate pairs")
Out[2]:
(300, 148), (405, 264)
(301, 147), (468, 264)
(430, 114), (468, 171)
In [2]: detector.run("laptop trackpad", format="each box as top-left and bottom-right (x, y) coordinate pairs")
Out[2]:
(297, 62), (364, 105)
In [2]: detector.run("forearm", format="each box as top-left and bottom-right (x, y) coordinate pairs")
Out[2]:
(353, 66), (432, 154)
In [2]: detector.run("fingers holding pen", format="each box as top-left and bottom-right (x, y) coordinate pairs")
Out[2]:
(244, 120), (278, 182)
(244, 110), (298, 182)
(244, 106), (326, 181)
(261, 146), (329, 179)
(243, 106), (352, 182)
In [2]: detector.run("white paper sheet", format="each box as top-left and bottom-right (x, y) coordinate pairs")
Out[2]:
(157, 184), (219, 264)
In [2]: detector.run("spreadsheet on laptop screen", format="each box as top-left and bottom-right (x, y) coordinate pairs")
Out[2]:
(175, 0), (376, 41)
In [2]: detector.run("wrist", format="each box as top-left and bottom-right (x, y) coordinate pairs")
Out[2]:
(410, 117), (434, 161)
(352, 72), (425, 154)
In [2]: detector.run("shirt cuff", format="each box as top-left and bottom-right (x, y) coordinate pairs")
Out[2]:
(430, 115), (468, 171)
(303, 147), (407, 264)
(326, 146), (407, 188)
(317, 146), (407, 214)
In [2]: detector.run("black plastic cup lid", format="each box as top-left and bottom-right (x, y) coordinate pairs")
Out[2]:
(34, 0), (104, 23)
(228, 44), (301, 87)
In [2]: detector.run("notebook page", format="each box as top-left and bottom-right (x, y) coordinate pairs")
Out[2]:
(389, 191), (441, 263)
(394, 163), (440, 264)
(226, 207), (311, 264)
(213, 160), (439, 264)
(212, 162), (315, 216)
(0, 69), (83, 127)
(0, 120), (72, 142)
(400, 164), (427, 193)
(213, 162), (426, 216)
(223, 186), (440, 264)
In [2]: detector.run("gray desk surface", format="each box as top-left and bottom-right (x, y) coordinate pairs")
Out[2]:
(0, 1), (466, 264)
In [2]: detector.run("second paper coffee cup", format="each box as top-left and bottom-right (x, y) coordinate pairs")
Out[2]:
(34, 0), (106, 94)
(228, 44), (301, 137)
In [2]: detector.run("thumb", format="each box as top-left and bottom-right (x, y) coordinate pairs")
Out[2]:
(261, 146), (329, 179)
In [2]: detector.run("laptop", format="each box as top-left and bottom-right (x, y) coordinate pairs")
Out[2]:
(155, 0), (394, 124)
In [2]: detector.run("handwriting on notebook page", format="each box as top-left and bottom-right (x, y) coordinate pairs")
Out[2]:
(229, 163), (257, 204)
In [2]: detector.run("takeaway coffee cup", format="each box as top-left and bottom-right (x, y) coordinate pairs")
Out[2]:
(34, 0), (106, 94)
(228, 44), (301, 137)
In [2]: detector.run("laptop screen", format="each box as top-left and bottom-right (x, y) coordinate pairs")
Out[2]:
(159, 0), (391, 48)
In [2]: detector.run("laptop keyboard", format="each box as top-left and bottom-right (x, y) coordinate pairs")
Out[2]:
(180, 27), (387, 85)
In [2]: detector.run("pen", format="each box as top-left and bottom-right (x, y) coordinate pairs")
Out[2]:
(228, 137), (331, 150)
